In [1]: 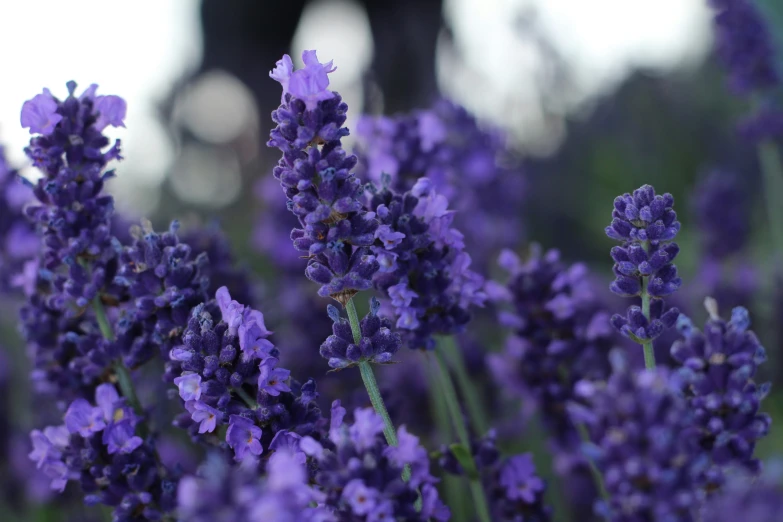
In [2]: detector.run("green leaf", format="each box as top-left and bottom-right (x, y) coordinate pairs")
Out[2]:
(449, 443), (479, 480)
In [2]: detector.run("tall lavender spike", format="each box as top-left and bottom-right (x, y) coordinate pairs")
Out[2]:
(570, 358), (706, 520)
(605, 184), (681, 368)
(19, 83), (178, 519)
(266, 51), (380, 303)
(671, 299), (771, 492)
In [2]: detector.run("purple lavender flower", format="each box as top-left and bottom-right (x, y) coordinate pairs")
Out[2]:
(439, 431), (551, 521)
(18, 82), (126, 400)
(28, 385), (174, 516)
(710, 0), (782, 141)
(300, 401), (449, 521)
(499, 454), (545, 503)
(488, 245), (612, 483)
(267, 51), (380, 304)
(710, 0), (779, 95)
(320, 297), (401, 368)
(174, 373), (202, 401)
(0, 145), (36, 293)
(103, 419), (143, 455)
(693, 170), (750, 260)
(367, 178), (486, 349)
(257, 357), (291, 396)
(355, 99), (527, 271)
(701, 469), (783, 522)
(226, 414), (263, 460)
(20, 89), (63, 135)
(187, 400), (221, 434)
(115, 219), (210, 369)
(671, 301), (771, 490)
(170, 288), (321, 460)
(572, 360), (706, 520)
(177, 451), (333, 522)
(93, 94), (127, 131)
(606, 185), (681, 344)
(64, 399), (106, 437)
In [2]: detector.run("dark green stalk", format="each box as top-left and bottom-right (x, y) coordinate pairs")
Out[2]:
(431, 347), (492, 522)
(437, 336), (489, 435)
(345, 298), (411, 482)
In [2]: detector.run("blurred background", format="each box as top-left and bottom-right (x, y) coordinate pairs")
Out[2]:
(2, 0), (783, 520)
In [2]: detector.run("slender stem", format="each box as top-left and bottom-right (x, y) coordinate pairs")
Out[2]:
(345, 297), (362, 344)
(235, 387), (258, 409)
(638, 239), (656, 370)
(92, 296), (144, 416)
(437, 336), (489, 436)
(575, 422), (610, 504)
(758, 140), (783, 263)
(92, 296), (116, 341)
(639, 277), (655, 370)
(345, 298), (411, 482)
(431, 349), (493, 522)
(429, 360), (470, 522)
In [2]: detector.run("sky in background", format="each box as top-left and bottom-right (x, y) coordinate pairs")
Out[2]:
(0, 0), (712, 212)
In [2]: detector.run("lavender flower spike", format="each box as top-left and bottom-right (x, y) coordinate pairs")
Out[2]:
(320, 297), (401, 368)
(267, 50), (380, 304)
(606, 185), (681, 366)
(671, 299), (771, 492)
(572, 356), (706, 520)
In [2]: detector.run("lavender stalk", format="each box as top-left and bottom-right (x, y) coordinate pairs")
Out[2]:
(431, 347), (493, 522)
(606, 185), (682, 367)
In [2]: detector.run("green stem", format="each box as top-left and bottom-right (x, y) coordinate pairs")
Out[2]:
(639, 278), (655, 370)
(92, 297), (144, 416)
(758, 140), (783, 264)
(437, 336), (489, 436)
(431, 350), (493, 522)
(235, 387), (258, 409)
(575, 422), (610, 505)
(345, 298), (411, 482)
(638, 240), (656, 370)
(429, 360), (470, 522)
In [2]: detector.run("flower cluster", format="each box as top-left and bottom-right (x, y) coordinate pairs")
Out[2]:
(710, 0), (783, 141)
(0, 146), (36, 292)
(691, 170), (757, 309)
(17, 83), (129, 401)
(300, 401), (450, 521)
(439, 431), (552, 521)
(29, 384), (177, 519)
(367, 177), (486, 349)
(177, 451), (332, 522)
(267, 51), (380, 304)
(671, 301), (771, 490)
(320, 297), (401, 368)
(711, 0), (779, 96)
(170, 287), (322, 460)
(701, 469), (783, 522)
(572, 362), (706, 520)
(488, 246), (612, 474)
(606, 184), (681, 343)
(355, 99), (526, 269)
(115, 219), (210, 369)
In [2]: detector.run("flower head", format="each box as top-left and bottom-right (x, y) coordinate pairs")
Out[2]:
(270, 50), (336, 110)
(671, 301), (771, 490)
(606, 185), (681, 344)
